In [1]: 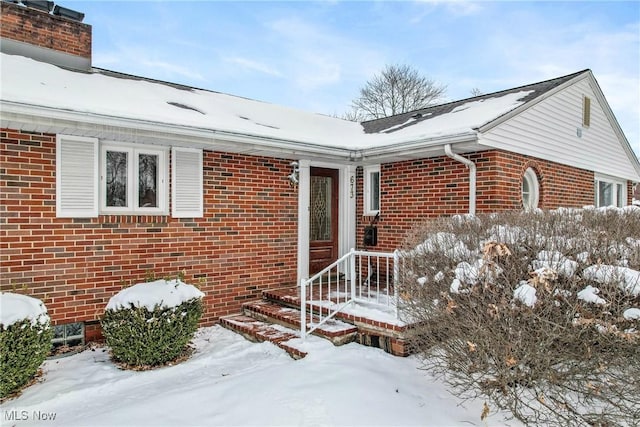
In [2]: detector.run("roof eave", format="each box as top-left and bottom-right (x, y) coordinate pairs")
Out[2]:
(0, 100), (356, 163)
(358, 132), (480, 164)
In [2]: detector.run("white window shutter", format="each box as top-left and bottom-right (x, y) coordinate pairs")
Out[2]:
(172, 147), (203, 218)
(56, 135), (99, 218)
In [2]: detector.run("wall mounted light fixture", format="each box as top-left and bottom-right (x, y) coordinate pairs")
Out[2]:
(287, 161), (299, 187)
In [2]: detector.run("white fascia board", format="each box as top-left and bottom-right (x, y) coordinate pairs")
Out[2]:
(0, 100), (353, 161)
(359, 131), (479, 164)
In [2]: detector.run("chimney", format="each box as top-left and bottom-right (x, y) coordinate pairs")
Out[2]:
(0, 0), (91, 70)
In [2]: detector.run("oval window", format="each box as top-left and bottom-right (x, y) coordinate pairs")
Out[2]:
(522, 168), (540, 209)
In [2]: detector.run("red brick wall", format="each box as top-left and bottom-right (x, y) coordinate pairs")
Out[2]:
(0, 1), (91, 59)
(476, 151), (595, 211)
(1, 129), (298, 334)
(356, 150), (596, 252)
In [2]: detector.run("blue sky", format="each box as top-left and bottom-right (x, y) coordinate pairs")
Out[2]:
(68, 0), (639, 154)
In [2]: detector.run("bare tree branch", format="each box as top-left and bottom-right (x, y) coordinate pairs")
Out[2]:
(347, 64), (447, 120)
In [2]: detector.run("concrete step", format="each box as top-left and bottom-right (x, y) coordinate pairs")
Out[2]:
(219, 314), (307, 359)
(243, 300), (357, 346)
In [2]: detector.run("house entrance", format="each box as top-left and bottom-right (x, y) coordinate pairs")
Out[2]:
(309, 167), (339, 275)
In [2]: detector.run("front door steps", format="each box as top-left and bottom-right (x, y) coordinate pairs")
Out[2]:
(220, 287), (411, 359)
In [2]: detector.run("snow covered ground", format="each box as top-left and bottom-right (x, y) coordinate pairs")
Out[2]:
(1, 326), (518, 427)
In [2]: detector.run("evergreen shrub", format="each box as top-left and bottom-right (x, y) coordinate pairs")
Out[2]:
(0, 295), (53, 398)
(101, 280), (204, 367)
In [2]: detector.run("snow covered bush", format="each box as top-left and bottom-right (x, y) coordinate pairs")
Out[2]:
(101, 279), (204, 367)
(0, 292), (53, 399)
(398, 207), (640, 426)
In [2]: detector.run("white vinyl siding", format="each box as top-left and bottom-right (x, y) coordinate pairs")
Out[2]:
(172, 147), (203, 218)
(56, 135), (99, 218)
(482, 77), (638, 181)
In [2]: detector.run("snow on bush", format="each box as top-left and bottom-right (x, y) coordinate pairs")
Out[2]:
(413, 232), (474, 261)
(398, 206), (640, 426)
(582, 264), (640, 296)
(102, 279), (204, 367)
(576, 285), (607, 305)
(1, 292), (51, 328)
(0, 292), (53, 398)
(623, 308), (640, 320)
(531, 250), (578, 278)
(513, 282), (537, 307)
(106, 279), (205, 311)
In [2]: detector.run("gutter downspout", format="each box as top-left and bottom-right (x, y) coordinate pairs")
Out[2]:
(444, 144), (476, 215)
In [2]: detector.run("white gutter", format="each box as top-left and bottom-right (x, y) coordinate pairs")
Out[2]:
(444, 144), (476, 215)
(359, 131), (477, 162)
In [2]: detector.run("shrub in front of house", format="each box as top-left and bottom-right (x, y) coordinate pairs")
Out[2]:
(0, 293), (53, 399)
(398, 206), (640, 426)
(101, 279), (204, 367)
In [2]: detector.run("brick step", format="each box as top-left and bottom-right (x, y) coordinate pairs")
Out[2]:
(262, 287), (411, 357)
(219, 314), (307, 359)
(243, 300), (358, 346)
(262, 288), (407, 335)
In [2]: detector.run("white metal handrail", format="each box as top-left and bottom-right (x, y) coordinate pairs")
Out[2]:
(300, 248), (399, 340)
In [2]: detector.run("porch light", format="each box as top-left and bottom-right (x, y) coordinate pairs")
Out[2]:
(22, 0), (54, 12)
(288, 161), (299, 187)
(53, 5), (84, 21)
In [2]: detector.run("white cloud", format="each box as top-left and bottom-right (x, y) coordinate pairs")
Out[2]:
(265, 16), (384, 92)
(410, 0), (483, 23)
(224, 57), (283, 77)
(137, 58), (205, 82)
(93, 44), (205, 83)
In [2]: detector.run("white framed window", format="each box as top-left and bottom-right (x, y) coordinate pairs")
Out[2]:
(594, 174), (626, 207)
(363, 164), (380, 216)
(100, 143), (168, 214)
(57, 135), (203, 218)
(522, 167), (540, 210)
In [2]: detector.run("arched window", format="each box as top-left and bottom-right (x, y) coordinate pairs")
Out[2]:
(522, 168), (540, 210)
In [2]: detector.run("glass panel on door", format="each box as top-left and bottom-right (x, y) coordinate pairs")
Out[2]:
(310, 175), (332, 241)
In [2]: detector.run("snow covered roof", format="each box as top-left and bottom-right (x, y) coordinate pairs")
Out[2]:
(362, 70), (585, 134)
(1, 53), (638, 176)
(1, 53), (532, 152)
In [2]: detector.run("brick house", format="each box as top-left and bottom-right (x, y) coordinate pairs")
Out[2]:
(2, 2), (639, 345)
